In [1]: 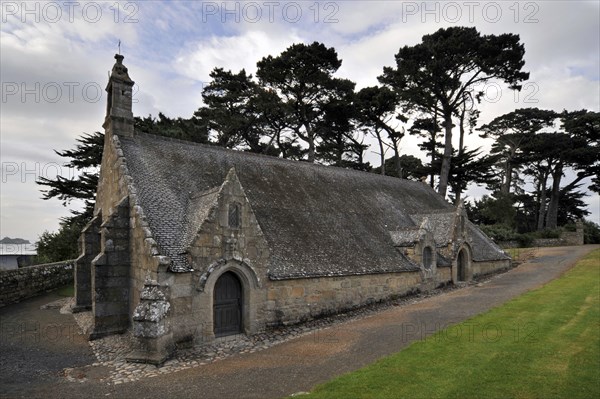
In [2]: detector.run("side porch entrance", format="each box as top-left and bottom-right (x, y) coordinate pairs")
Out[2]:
(213, 271), (242, 337)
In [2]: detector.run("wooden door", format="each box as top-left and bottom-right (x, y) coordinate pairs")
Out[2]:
(213, 272), (242, 337)
(457, 250), (466, 281)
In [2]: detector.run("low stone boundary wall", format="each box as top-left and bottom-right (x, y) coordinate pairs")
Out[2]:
(0, 260), (75, 307)
(498, 237), (581, 249)
(497, 222), (584, 249)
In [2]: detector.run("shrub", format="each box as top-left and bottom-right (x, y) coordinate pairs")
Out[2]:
(516, 234), (535, 248)
(479, 224), (518, 242)
(584, 220), (600, 244)
(563, 223), (577, 232)
(537, 229), (561, 239)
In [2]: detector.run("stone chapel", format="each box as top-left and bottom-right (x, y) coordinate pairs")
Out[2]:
(73, 55), (511, 364)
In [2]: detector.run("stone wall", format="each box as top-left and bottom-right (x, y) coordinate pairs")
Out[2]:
(264, 272), (423, 327)
(129, 200), (167, 317)
(74, 213), (102, 311)
(436, 267), (452, 284)
(78, 131), (166, 326)
(498, 236), (583, 249)
(169, 169), (271, 346)
(90, 196), (132, 339)
(0, 260), (74, 306)
(95, 135), (131, 222)
(560, 231), (584, 246)
(471, 259), (511, 278)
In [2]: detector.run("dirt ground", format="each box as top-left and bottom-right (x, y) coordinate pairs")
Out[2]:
(1, 245), (597, 399)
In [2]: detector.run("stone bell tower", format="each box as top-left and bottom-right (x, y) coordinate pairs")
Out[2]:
(103, 54), (135, 138)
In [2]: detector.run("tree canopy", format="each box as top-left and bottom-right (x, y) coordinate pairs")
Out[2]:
(37, 31), (599, 259)
(379, 26), (529, 197)
(256, 42), (356, 163)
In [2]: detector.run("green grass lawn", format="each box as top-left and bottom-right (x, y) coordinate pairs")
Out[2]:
(297, 249), (600, 399)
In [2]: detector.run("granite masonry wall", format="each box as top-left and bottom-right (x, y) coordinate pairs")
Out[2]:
(170, 170), (271, 345)
(90, 197), (132, 339)
(264, 272), (423, 327)
(471, 260), (511, 277)
(498, 236), (583, 249)
(74, 213), (102, 311)
(79, 132), (166, 326)
(497, 222), (585, 249)
(437, 266), (452, 283)
(0, 260), (74, 306)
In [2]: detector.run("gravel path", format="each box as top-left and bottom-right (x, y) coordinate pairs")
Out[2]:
(1, 245), (597, 399)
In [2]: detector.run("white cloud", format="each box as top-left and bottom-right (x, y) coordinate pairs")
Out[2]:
(174, 30), (304, 81)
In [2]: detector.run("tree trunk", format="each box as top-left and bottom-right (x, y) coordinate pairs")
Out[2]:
(536, 170), (549, 231)
(357, 150), (365, 169)
(455, 189), (462, 205)
(393, 143), (402, 179)
(305, 127), (315, 163)
(501, 160), (511, 195)
(301, 107), (315, 163)
(454, 107), (466, 205)
(458, 107), (466, 155)
(429, 137), (436, 187)
(437, 110), (453, 198)
(263, 129), (279, 155)
(429, 110), (437, 188)
(545, 163), (563, 229)
(501, 146), (517, 195)
(375, 128), (385, 175)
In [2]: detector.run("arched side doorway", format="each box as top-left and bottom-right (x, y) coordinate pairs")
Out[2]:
(457, 249), (467, 281)
(423, 246), (433, 270)
(213, 271), (243, 337)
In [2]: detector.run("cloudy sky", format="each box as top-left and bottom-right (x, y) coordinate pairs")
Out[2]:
(1, 0), (599, 242)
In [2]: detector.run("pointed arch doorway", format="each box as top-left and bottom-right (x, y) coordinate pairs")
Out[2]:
(457, 249), (467, 281)
(213, 271), (243, 337)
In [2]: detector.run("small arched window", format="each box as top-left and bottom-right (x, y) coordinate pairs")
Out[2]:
(228, 203), (241, 229)
(423, 246), (433, 270)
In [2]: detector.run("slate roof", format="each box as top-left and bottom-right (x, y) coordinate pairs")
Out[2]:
(410, 211), (456, 246)
(119, 132), (506, 278)
(465, 222), (510, 261)
(410, 213), (509, 262)
(389, 229), (421, 247)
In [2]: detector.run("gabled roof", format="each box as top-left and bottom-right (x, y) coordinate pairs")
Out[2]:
(466, 222), (510, 261)
(410, 211), (456, 246)
(389, 228), (421, 247)
(409, 212), (509, 261)
(119, 132), (505, 278)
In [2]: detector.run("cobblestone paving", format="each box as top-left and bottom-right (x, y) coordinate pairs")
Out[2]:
(61, 275), (501, 385)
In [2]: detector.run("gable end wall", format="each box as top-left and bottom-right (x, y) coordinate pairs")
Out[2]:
(92, 134), (168, 327)
(164, 169), (270, 345)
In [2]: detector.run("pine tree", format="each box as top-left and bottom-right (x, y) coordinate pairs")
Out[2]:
(36, 131), (103, 261)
